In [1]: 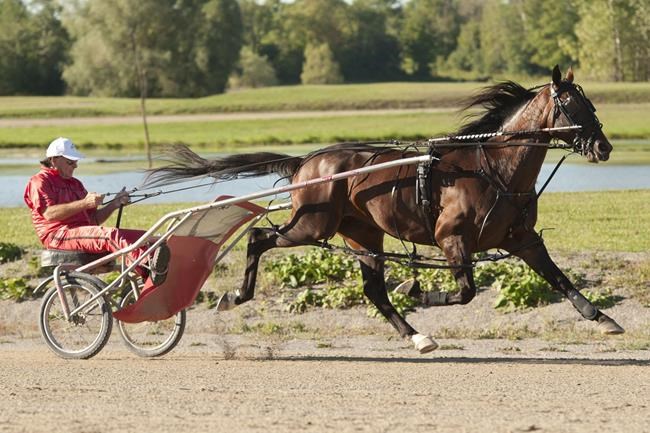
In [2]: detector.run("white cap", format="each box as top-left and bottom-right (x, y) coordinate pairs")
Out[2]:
(46, 137), (84, 160)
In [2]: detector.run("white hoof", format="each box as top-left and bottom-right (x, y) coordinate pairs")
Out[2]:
(411, 333), (438, 354)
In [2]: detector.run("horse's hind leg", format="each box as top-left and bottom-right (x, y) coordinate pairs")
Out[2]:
(218, 197), (344, 310)
(339, 224), (438, 353)
(217, 226), (299, 310)
(502, 231), (624, 334)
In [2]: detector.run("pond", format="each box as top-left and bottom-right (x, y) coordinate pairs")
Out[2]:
(3, 163), (649, 207)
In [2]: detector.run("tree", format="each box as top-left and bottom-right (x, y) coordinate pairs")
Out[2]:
(0, 0), (69, 95)
(238, 0), (303, 84)
(442, 21), (482, 77)
(300, 43), (343, 84)
(229, 46), (278, 89)
(63, 0), (242, 97)
(573, 0), (641, 81)
(63, 0), (242, 166)
(339, 0), (403, 82)
(478, 0), (529, 77)
(399, 0), (460, 78)
(521, 0), (578, 74)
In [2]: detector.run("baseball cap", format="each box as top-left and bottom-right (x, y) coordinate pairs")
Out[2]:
(46, 137), (85, 160)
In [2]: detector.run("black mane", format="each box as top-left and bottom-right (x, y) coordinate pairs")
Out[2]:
(457, 81), (537, 135)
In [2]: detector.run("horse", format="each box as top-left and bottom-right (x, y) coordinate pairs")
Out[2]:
(145, 65), (623, 353)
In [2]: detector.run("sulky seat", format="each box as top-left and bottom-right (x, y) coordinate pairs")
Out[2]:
(40, 249), (116, 273)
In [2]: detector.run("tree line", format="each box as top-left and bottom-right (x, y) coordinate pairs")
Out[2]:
(1, 0), (648, 97)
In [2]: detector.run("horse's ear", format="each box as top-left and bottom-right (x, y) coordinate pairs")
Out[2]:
(552, 65), (562, 87)
(565, 66), (574, 83)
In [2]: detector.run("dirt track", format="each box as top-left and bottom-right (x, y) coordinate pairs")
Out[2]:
(2, 251), (649, 433)
(1, 335), (649, 433)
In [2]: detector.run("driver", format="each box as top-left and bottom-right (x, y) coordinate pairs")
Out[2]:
(24, 137), (170, 285)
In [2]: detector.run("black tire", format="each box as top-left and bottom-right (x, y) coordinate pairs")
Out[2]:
(116, 284), (186, 357)
(38, 272), (112, 360)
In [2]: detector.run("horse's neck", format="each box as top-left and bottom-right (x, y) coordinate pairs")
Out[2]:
(488, 95), (553, 193)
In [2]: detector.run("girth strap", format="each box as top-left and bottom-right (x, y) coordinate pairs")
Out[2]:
(415, 152), (438, 247)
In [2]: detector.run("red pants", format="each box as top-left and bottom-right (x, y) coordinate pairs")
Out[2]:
(46, 226), (149, 276)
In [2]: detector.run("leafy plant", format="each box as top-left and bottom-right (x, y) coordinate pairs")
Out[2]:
(366, 291), (417, 319)
(581, 288), (620, 309)
(288, 284), (366, 313)
(385, 262), (458, 292)
(265, 249), (359, 288)
(0, 277), (34, 302)
(0, 242), (23, 263)
(492, 263), (558, 310)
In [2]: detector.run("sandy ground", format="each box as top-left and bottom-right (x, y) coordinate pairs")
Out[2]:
(1, 290), (649, 433)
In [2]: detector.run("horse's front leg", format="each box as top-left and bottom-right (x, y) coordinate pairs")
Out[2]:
(339, 225), (438, 354)
(502, 231), (624, 334)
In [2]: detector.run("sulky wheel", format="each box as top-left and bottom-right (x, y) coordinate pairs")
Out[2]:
(39, 272), (113, 360)
(115, 282), (186, 358)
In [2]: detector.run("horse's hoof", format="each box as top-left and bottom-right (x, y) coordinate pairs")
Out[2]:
(411, 333), (438, 354)
(216, 293), (236, 312)
(394, 279), (421, 298)
(598, 315), (625, 335)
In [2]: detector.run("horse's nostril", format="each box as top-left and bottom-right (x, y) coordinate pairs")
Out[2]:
(596, 141), (611, 154)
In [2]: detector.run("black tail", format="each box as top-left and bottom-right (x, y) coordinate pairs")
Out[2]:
(142, 144), (303, 187)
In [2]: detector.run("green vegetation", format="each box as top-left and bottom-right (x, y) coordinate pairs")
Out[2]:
(537, 190), (650, 252)
(2, 190), (649, 252)
(265, 249), (359, 288)
(3, 0), (648, 97)
(1, 107), (649, 162)
(0, 242), (23, 263)
(3, 81), (650, 118)
(492, 263), (558, 310)
(0, 111), (460, 150)
(0, 277), (33, 302)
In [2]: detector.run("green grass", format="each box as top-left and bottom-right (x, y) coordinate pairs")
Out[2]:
(2, 81), (650, 119)
(0, 83), (491, 118)
(0, 111), (460, 150)
(1, 106), (649, 157)
(3, 190), (648, 252)
(536, 190), (650, 252)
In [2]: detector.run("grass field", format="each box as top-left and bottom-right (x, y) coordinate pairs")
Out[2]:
(4, 190), (649, 252)
(2, 81), (650, 118)
(0, 106), (649, 156)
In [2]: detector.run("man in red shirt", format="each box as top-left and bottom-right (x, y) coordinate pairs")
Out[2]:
(24, 137), (169, 284)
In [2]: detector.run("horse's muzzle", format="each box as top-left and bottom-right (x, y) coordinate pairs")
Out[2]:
(593, 139), (612, 162)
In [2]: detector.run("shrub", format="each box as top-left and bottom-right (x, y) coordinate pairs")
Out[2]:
(228, 47), (278, 89)
(0, 277), (34, 302)
(492, 263), (558, 310)
(300, 43), (343, 84)
(582, 288), (620, 309)
(0, 242), (23, 263)
(265, 249), (359, 288)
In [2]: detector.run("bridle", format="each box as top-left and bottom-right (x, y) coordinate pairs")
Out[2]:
(550, 81), (604, 156)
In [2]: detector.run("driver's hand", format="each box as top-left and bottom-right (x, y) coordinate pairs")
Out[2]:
(114, 187), (130, 206)
(84, 192), (104, 209)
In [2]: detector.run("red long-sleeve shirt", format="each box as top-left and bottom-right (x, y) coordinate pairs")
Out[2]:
(24, 167), (96, 245)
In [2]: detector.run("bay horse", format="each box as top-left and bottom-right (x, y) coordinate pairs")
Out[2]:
(146, 65), (623, 353)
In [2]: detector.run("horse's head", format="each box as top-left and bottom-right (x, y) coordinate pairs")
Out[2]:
(548, 65), (612, 163)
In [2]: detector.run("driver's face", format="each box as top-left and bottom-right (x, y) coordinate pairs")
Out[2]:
(51, 156), (78, 179)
